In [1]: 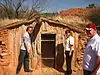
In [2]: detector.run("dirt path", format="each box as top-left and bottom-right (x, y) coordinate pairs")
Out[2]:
(18, 68), (64, 75)
(0, 66), (83, 75)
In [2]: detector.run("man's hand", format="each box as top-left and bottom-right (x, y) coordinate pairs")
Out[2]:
(69, 51), (72, 56)
(28, 49), (32, 54)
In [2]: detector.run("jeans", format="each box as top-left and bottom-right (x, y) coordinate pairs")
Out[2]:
(16, 50), (29, 73)
(83, 69), (92, 75)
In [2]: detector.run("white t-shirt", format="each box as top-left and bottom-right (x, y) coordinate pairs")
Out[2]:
(65, 35), (74, 51)
(83, 34), (100, 72)
(20, 32), (32, 51)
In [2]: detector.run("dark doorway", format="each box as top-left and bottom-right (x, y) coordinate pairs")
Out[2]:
(41, 34), (56, 68)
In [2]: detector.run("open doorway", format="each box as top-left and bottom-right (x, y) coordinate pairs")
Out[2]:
(41, 34), (56, 68)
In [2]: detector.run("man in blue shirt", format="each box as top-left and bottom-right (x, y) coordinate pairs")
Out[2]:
(83, 23), (100, 75)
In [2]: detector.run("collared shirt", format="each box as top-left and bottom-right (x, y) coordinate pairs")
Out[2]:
(20, 32), (32, 51)
(65, 35), (74, 51)
(83, 34), (100, 71)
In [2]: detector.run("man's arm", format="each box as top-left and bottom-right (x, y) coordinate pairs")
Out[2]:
(69, 36), (74, 56)
(69, 45), (73, 56)
(91, 56), (100, 75)
(23, 34), (32, 53)
(92, 41), (100, 75)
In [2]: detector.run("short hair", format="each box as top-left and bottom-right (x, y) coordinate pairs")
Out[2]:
(65, 30), (70, 34)
(26, 26), (33, 31)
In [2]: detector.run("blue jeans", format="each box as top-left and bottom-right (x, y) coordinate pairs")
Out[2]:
(83, 69), (92, 75)
(16, 50), (29, 73)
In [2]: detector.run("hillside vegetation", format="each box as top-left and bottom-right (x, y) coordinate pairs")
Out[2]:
(58, 8), (100, 27)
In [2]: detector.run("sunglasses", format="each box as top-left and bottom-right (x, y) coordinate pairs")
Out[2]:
(85, 28), (92, 32)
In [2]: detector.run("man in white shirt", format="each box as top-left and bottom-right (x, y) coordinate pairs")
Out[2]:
(16, 26), (33, 74)
(83, 23), (100, 75)
(65, 30), (74, 75)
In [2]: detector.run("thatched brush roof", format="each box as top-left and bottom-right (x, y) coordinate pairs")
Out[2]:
(41, 17), (84, 33)
(0, 17), (84, 33)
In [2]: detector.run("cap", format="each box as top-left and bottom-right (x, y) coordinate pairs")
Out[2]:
(86, 23), (96, 30)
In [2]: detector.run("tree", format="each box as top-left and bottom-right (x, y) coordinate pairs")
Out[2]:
(86, 4), (96, 8)
(40, 12), (58, 17)
(0, 0), (48, 19)
(87, 7), (100, 26)
(86, 4), (100, 27)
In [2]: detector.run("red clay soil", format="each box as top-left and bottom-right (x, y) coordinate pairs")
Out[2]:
(59, 8), (100, 17)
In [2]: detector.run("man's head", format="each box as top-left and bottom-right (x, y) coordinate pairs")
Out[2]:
(65, 30), (70, 37)
(26, 26), (33, 34)
(85, 23), (97, 38)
